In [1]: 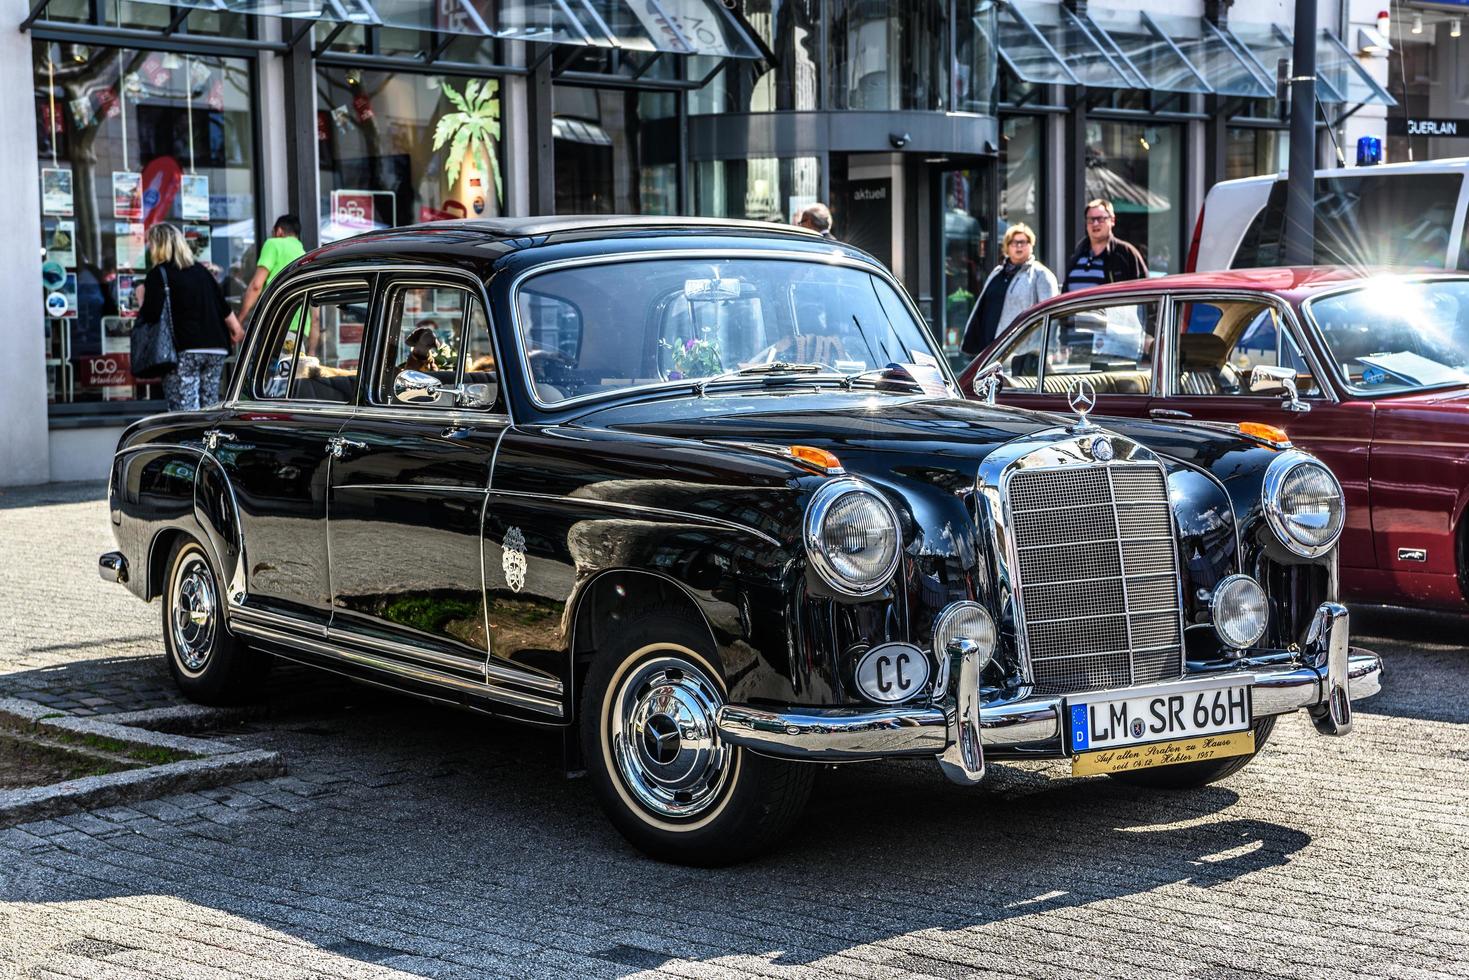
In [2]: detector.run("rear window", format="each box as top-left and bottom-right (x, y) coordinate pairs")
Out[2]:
(1232, 173), (1462, 270)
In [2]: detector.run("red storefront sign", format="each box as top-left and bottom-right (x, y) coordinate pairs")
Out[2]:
(80, 354), (134, 387)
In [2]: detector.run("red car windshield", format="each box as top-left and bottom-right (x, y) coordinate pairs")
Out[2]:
(1305, 278), (1469, 395)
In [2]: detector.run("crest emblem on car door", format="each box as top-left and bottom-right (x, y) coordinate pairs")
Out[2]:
(503, 527), (527, 593)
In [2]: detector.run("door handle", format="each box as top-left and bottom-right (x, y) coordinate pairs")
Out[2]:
(327, 436), (368, 459)
(440, 424), (473, 439)
(203, 429), (236, 450)
(1149, 408), (1192, 420)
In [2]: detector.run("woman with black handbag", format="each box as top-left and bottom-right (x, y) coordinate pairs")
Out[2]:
(135, 223), (245, 412)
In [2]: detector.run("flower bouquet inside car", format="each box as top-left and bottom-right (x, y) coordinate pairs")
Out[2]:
(661, 334), (722, 380)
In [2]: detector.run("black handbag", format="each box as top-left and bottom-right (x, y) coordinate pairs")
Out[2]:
(130, 265), (177, 378)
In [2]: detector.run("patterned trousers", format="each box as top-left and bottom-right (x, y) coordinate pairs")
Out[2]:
(163, 352), (227, 412)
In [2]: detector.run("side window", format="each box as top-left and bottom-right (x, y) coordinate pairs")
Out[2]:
(253, 282), (367, 403)
(1173, 299), (1273, 397)
(990, 317), (1044, 392)
(376, 283), (499, 410)
(1045, 302), (1158, 395)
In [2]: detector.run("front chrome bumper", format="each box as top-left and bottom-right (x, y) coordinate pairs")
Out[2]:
(714, 602), (1382, 785)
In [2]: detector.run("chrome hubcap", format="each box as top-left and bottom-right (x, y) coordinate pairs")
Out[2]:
(171, 554), (217, 673)
(610, 656), (730, 820)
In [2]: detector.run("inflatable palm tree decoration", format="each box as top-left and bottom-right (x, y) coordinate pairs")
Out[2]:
(433, 79), (502, 208)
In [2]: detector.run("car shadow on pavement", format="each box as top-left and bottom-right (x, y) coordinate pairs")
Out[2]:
(1, 689), (1314, 977)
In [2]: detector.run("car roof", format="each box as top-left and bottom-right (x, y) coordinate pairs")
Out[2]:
(1209, 156), (1469, 190)
(1028, 266), (1469, 311)
(342, 214), (824, 243)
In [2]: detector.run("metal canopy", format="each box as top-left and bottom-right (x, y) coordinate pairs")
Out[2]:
(115, 0), (762, 58)
(996, 4), (1394, 106)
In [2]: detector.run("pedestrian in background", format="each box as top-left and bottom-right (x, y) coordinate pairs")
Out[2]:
(240, 213), (310, 351)
(1064, 198), (1147, 292)
(795, 203), (836, 241)
(136, 223), (243, 412)
(961, 222), (1057, 357)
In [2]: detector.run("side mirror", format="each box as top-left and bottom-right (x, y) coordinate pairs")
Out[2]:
(393, 370), (443, 403)
(972, 362), (1003, 405)
(1250, 364), (1311, 413)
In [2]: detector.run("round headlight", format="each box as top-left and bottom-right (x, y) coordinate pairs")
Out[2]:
(1211, 574), (1268, 650)
(804, 479), (901, 595)
(1263, 451), (1345, 557)
(933, 601), (996, 666)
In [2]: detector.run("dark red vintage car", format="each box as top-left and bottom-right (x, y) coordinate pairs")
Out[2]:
(957, 268), (1469, 612)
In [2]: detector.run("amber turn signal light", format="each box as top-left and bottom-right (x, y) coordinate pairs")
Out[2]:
(1238, 422), (1291, 447)
(789, 445), (844, 473)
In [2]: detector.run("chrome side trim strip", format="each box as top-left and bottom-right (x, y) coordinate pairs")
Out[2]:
(331, 483), (488, 495)
(325, 623), (563, 695)
(229, 602), (330, 638)
(489, 488), (783, 549)
(231, 619), (563, 717)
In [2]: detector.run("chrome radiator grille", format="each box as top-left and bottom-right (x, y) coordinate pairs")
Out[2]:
(1006, 462), (1185, 696)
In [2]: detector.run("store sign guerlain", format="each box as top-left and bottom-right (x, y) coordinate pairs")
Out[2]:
(1387, 116), (1469, 138)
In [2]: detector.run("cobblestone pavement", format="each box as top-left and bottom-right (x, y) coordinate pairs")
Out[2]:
(2, 484), (1467, 979)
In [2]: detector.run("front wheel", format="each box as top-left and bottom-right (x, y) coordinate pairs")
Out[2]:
(162, 536), (268, 705)
(1107, 716), (1276, 790)
(580, 611), (813, 866)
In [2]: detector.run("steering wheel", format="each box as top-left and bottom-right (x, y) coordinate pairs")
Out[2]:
(527, 349), (577, 384)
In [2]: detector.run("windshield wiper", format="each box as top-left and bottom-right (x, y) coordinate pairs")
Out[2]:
(841, 364), (925, 392)
(693, 361), (826, 397)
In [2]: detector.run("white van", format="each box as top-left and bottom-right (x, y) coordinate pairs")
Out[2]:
(1187, 157), (1469, 272)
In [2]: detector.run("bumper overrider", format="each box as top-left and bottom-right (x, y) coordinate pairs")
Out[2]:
(714, 602), (1382, 786)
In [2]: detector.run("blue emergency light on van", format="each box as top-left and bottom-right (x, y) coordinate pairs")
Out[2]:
(1357, 136), (1383, 166)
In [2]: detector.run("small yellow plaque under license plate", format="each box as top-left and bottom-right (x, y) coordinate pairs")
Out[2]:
(1071, 731), (1256, 777)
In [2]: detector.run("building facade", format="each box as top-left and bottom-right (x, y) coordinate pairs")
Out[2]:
(3, 0), (1414, 484)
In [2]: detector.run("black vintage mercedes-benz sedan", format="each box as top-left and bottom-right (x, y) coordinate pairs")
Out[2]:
(101, 217), (1382, 864)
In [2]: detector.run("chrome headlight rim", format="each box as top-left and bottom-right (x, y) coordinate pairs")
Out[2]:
(1263, 450), (1345, 558)
(1210, 573), (1268, 650)
(803, 477), (902, 597)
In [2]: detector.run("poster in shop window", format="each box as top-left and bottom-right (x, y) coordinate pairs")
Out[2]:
(180, 174), (210, 220)
(95, 317), (137, 398)
(183, 223), (211, 263)
(116, 274), (140, 318)
(44, 218), (76, 268)
(41, 168), (73, 215)
(115, 222), (146, 270)
(113, 172), (143, 219)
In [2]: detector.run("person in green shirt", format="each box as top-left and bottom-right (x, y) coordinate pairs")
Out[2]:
(240, 214), (311, 351)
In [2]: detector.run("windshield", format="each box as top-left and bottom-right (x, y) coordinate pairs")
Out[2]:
(513, 257), (947, 405)
(1306, 279), (1469, 394)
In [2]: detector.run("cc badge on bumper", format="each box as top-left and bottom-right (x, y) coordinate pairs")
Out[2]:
(713, 602), (1382, 785)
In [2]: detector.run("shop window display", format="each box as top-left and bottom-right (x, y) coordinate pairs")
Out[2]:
(1085, 120), (1182, 275)
(552, 86), (677, 215)
(318, 69), (506, 241)
(33, 41), (256, 408)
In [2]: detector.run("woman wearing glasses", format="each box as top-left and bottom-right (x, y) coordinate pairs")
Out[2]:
(961, 222), (1059, 358)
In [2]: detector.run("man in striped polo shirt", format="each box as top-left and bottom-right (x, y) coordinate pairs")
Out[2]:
(1064, 198), (1147, 293)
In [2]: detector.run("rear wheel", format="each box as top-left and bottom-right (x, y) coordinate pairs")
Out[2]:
(580, 610), (814, 866)
(162, 536), (267, 705)
(1107, 716), (1276, 789)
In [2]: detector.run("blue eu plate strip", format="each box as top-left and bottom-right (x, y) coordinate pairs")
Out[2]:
(1070, 703), (1090, 752)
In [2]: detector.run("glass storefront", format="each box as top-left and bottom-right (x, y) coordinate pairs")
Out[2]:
(552, 86), (677, 214)
(34, 40), (257, 406)
(1226, 127), (1287, 180)
(1086, 119), (1181, 275)
(829, 0), (952, 110)
(939, 167), (994, 368)
(317, 68), (505, 242)
(690, 0), (820, 115)
(999, 115), (1044, 240)
(1388, 7), (1469, 162)
(694, 156), (822, 224)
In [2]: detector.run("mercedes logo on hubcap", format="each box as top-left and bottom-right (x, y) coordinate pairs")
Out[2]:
(643, 715), (681, 765)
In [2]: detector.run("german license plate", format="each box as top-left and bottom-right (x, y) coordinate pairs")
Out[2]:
(1066, 677), (1252, 771)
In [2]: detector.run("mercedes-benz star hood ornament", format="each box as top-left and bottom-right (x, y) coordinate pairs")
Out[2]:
(1068, 378), (1098, 432)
